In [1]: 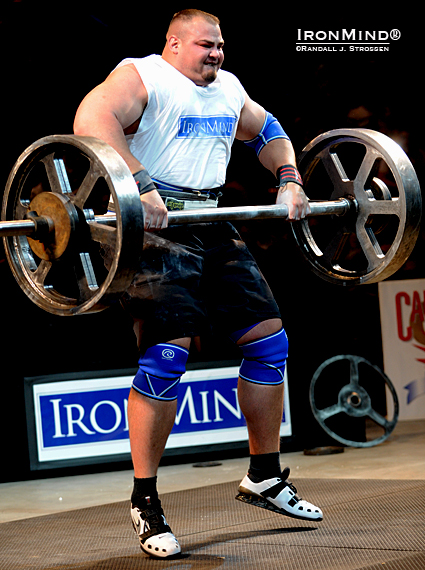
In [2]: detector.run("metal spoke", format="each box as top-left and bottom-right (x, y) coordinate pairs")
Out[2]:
(364, 197), (401, 216)
(76, 252), (99, 301)
(322, 228), (351, 268)
(15, 200), (29, 221)
(80, 252), (98, 290)
(354, 146), (380, 190)
(353, 149), (400, 266)
(42, 154), (72, 194)
(316, 403), (343, 422)
(72, 163), (103, 209)
(348, 355), (360, 386)
(88, 221), (117, 247)
(368, 407), (392, 430)
(321, 149), (351, 197)
(356, 222), (385, 270)
(32, 259), (52, 287)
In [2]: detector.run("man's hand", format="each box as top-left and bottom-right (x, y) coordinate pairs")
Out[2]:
(276, 182), (311, 221)
(140, 190), (168, 231)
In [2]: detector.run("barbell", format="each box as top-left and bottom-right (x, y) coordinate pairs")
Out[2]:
(1, 128), (422, 316)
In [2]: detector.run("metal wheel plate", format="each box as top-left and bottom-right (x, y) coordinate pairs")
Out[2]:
(293, 128), (422, 285)
(309, 354), (399, 447)
(1, 135), (144, 315)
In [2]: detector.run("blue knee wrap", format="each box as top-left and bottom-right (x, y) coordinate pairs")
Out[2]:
(132, 343), (189, 401)
(229, 322), (261, 343)
(239, 328), (288, 385)
(244, 112), (290, 157)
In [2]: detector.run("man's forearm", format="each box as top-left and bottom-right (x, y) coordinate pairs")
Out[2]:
(257, 138), (297, 180)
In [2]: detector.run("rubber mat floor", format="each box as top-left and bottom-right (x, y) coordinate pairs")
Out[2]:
(1, 478), (424, 570)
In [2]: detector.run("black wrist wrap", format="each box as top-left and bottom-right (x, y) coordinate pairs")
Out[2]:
(277, 164), (303, 188)
(133, 169), (156, 195)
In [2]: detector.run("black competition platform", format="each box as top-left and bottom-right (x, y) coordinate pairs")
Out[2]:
(1, 478), (424, 570)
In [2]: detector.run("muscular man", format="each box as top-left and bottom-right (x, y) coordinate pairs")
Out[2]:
(74, 9), (322, 559)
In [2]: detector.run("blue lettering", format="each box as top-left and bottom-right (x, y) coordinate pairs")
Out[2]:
(37, 372), (288, 453)
(41, 389), (130, 447)
(177, 115), (237, 139)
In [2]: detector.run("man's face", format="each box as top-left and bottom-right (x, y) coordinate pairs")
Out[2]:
(173, 19), (224, 86)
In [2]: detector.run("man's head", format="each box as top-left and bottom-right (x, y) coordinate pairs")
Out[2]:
(162, 9), (224, 87)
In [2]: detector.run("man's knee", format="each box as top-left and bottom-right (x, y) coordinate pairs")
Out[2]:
(132, 343), (189, 401)
(238, 328), (288, 385)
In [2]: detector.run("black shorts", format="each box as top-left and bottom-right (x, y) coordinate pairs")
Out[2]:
(121, 222), (281, 346)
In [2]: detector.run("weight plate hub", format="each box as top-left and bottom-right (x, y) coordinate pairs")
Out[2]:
(294, 128), (422, 285)
(309, 354), (399, 448)
(1, 135), (144, 316)
(26, 191), (78, 261)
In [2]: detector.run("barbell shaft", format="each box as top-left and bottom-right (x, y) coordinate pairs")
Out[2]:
(0, 198), (352, 239)
(166, 198), (352, 224)
(93, 198), (352, 227)
(0, 219), (38, 237)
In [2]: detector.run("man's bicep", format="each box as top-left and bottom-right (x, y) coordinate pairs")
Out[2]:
(235, 96), (266, 141)
(74, 64), (147, 133)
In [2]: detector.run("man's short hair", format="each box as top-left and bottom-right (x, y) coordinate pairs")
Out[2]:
(168, 9), (220, 30)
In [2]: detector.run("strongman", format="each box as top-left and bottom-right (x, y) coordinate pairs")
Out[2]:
(74, 9), (323, 559)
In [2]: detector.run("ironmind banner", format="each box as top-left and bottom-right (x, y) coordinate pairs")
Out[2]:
(25, 365), (291, 469)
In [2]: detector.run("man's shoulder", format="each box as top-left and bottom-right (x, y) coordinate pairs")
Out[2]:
(217, 68), (246, 99)
(115, 54), (163, 72)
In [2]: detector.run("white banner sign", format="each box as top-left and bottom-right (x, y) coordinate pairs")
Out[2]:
(27, 366), (291, 468)
(379, 278), (425, 419)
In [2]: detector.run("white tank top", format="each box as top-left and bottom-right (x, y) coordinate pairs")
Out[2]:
(115, 55), (246, 190)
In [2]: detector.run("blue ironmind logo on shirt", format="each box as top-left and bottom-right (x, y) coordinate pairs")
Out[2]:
(176, 115), (237, 139)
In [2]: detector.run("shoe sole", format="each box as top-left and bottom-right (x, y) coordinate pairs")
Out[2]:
(131, 514), (181, 559)
(140, 544), (181, 559)
(235, 490), (323, 522)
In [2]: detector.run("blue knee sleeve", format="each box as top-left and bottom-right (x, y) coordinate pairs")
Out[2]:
(239, 328), (288, 385)
(132, 343), (189, 401)
(229, 322), (261, 343)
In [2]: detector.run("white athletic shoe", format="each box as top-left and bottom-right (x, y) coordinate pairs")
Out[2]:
(236, 470), (323, 522)
(131, 500), (181, 558)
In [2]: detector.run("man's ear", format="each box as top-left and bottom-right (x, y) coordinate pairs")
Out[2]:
(167, 34), (180, 55)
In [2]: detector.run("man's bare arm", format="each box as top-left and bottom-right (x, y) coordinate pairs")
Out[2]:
(236, 95), (310, 220)
(74, 64), (168, 230)
(74, 64), (147, 173)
